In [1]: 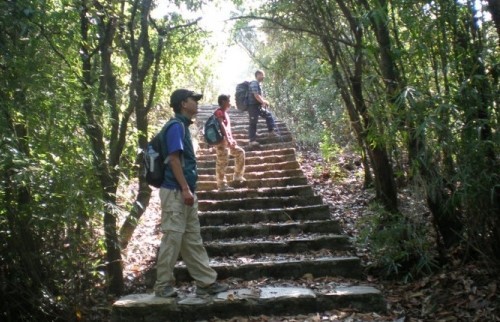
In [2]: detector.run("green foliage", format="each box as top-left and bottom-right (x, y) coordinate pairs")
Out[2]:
(319, 131), (347, 180)
(235, 26), (351, 147)
(1, 0), (211, 318)
(357, 204), (438, 281)
(320, 130), (342, 162)
(1, 128), (108, 320)
(242, 0), (499, 264)
(312, 164), (323, 179)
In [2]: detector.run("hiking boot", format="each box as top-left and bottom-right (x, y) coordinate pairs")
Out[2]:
(155, 286), (178, 298)
(218, 184), (234, 191)
(196, 282), (228, 296)
(233, 175), (246, 183)
(248, 141), (260, 147)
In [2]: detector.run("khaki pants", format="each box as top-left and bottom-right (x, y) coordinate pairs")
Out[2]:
(215, 142), (245, 187)
(154, 188), (217, 291)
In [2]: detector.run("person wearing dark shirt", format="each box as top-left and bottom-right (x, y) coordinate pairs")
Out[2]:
(247, 69), (277, 147)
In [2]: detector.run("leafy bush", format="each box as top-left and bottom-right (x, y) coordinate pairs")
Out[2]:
(357, 203), (438, 281)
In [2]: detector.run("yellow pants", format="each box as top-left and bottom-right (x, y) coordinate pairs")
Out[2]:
(154, 188), (217, 291)
(215, 142), (245, 187)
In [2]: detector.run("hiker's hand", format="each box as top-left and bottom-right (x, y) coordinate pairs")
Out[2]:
(182, 189), (194, 207)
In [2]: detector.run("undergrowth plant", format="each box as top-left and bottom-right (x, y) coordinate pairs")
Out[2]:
(356, 203), (438, 281)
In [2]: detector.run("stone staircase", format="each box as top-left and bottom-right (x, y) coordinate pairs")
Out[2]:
(112, 105), (385, 321)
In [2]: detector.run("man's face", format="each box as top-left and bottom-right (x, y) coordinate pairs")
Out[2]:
(182, 96), (199, 118)
(257, 72), (265, 82)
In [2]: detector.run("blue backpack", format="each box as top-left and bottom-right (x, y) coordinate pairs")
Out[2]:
(143, 119), (184, 188)
(203, 112), (224, 145)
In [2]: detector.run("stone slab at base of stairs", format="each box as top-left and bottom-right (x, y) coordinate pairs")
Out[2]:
(112, 286), (385, 321)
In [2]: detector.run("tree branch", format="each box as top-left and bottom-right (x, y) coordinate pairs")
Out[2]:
(229, 14), (355, 47)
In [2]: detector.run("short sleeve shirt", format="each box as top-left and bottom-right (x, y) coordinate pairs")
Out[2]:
(165, 122), (184, 154)
(248, 80), (262, 106)
(214, 108), (228, 127)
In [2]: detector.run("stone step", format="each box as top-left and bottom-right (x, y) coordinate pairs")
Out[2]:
(197, 147), (297, 160)
(201, 220), (343, 240)
(199, 205), (332, 225)
(204, 234), (352, 256)
(197, 109), (285, 118)
(197, 160), (300, 175)
(198, 168), (305, 181)
(197, 153), (297, 168)
(197, 185), (314, 201)
(198, 135), (295, 150)
(197, 176), (308, 191)
(244, 141), (296, 152)
(197, 111), (288, 126)
(198, 195), (323, 212)
(227, 122), (288, 130)
(174, 256), (363, 281)
(200, 142), (295, 155)
(196, 112), (287, 122)
(206, 122), (289, 132)
(199, 129), (292, 140)
(202, 130), (292, 140)
(112, 286), (385, 321)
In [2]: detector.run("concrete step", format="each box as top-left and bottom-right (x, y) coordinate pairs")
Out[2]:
(196, 148), (296, 161)
(197, 152), (297, 167)
(198, 168), (305, 182)
(201, 220), (343, 240)
(197, 160), (300, 175)
(199, 134), (294, 150)
(112, 286), (385, 321)
(197, 185), (314, 201)
(197, 148), (297, 163)
(204, 234), (352, 256)
(200, 142), (296, 156)
(198, 176), (308, 191)
(174, 256), (363, 281)
(198, 204), (332, 225)
(198, 195), (323, 212)
(201, 130), (292, 141)
(199, 124), (292, 139)
(227, 123), (289, 132)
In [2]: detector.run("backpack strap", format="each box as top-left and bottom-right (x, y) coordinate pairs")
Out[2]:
(158, 118), (185, 167)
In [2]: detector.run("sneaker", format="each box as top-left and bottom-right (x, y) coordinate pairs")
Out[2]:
(233, 175), (246, 182)
(196, 282), (228, 296)
(218, 184), (234, 191)
(155, 286), (178, 298)
(248, 141), (260, 147)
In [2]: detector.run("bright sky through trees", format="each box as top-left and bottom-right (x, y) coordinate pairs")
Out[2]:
(152, 1), (256, 98)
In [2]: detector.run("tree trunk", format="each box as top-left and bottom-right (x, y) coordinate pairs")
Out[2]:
(3, 113), (44, 291)
(103, 189), (124, 295)
(120, 167), (153, 249)
(336, 0), (398, 211)
(119, 0), (167, 249)
(79, 0), (123, 295)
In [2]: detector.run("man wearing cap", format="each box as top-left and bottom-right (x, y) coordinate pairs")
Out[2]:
(154, 89), (228, 298)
